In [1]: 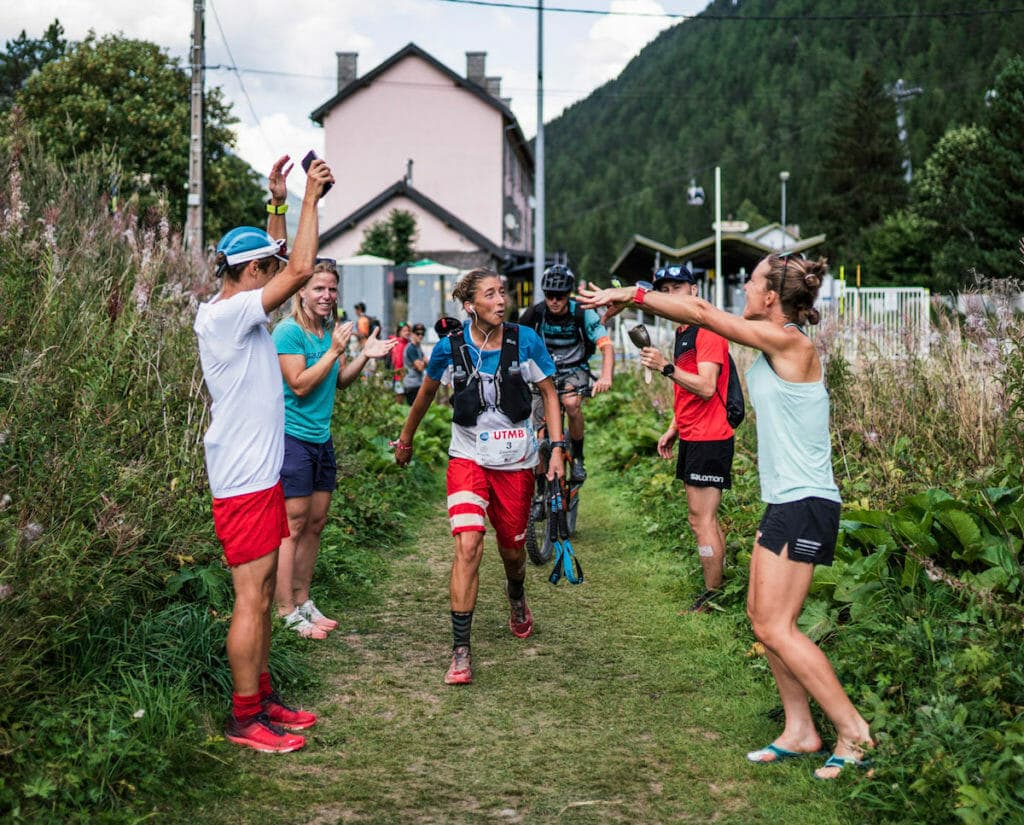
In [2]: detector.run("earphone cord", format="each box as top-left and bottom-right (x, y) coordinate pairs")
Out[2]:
(467, 312), (497, 381)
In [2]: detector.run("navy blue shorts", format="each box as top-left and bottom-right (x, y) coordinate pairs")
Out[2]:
(281, 434), (337, 498)
(676, 438), (734, 489)
(757, 497), (841, 566)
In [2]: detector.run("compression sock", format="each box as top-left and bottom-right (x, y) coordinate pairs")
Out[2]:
(232, 692), (262, 721)
(451, 610), (473, 650)
(258, 671), (273, 701)
(571, 438), (584, 463)
(506, 577), (525, 601)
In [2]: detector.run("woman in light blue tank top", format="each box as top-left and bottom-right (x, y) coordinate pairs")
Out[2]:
(578, 254), (872, 779)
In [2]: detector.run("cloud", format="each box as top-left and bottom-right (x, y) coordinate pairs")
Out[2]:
(570, 0), (681, 91)
(233, 112), (323, 195)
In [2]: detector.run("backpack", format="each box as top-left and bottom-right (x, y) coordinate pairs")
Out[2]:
(448, 324), (533, 426)
(674, 326), (745, 429)
(520, 299), (595, 365)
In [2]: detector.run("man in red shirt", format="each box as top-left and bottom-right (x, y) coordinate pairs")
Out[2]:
(638, 265), (735, 613)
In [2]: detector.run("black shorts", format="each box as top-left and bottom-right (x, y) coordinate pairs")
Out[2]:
(676, 438), (734, 489)
(757, 497), (841, 566)
(281, 434), (338, 498)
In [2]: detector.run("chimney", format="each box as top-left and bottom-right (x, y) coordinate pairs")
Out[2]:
(485, 76), (502, 97)
(336, 52), (357, 91)
(466, 51), (486, 86)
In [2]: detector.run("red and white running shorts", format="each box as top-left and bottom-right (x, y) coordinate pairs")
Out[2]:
(212, 481), (290, 566)
(446, 457), (535, 549)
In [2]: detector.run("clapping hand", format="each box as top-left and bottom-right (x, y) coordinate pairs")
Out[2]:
(362, 328), (396, 359)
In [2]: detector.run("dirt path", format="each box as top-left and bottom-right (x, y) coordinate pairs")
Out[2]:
(192, 466), (844, 824)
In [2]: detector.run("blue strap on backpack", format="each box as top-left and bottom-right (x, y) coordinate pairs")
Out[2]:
(547, 481), (583, 585)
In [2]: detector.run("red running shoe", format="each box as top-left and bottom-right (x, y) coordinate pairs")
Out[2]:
(262, 692), (318, 731)
(444, 645), (472, 685)
(508, 594), (534, 639)
(225, 712), (306, 753)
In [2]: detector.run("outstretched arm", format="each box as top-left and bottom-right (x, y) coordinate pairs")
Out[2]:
(577, 281), (789, 359)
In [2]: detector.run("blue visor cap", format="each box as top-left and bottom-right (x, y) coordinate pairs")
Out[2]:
(652, 264), (695, 289)
(216, 226), (288, 266)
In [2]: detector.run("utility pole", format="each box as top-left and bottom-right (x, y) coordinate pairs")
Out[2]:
(185, 0), (205, 259)
(532, 0), (545, 300)
(887, 78), (922, 184)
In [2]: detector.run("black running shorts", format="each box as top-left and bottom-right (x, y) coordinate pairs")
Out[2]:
(676, 437), (734, 489)
(757, 497), (842, 566)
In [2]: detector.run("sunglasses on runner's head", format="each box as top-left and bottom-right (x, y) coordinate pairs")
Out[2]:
(777, 252), (806, 288)
(315, 257), (337, 269)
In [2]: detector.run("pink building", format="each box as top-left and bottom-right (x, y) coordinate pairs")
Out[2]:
(312, 44), (535, 272)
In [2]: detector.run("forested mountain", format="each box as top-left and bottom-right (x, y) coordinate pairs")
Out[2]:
(545, 0), (1024, 283)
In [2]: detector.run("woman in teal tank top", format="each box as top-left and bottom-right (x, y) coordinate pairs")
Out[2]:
(578, 254), (872, 779)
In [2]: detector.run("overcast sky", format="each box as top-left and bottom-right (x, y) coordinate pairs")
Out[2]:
(3, 1), (707, 190)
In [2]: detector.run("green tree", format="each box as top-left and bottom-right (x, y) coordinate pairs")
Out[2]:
(817, 69), (908, 261)
(357, 208), (418, 264)
(0, 19), (66, 110)
(861, 210), (936, 286)
(13, 32), (263, 239)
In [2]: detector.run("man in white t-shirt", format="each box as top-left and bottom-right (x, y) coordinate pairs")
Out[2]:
(193, 154), (333, 753)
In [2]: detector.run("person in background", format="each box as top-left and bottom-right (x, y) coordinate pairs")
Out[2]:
(402, 323), (427, 405)
(392, 269), (564, 686)
(271, 259), (394, 639)
(193, 154), (332, 753)
(518, 264), (614, 483)
(577, 254), (873, 779)
(637, 265), (735, 613)
(390, 322), (411, 403)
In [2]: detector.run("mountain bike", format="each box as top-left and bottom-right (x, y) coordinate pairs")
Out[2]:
(525, 383), (591, 565)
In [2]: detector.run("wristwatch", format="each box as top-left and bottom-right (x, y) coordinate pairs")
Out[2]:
(661, 363), (674, 377)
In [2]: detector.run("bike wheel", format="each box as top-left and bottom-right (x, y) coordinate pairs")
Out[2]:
(525, 501), (551, 565)
(566, 484), (580, 537)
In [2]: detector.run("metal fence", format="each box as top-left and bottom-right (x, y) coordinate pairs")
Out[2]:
(609, 284), (932, 364)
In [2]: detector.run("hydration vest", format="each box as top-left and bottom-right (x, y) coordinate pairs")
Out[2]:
(449, 324), (534, 427)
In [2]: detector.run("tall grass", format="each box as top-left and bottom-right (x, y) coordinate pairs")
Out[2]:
(0, 128), (437, 822)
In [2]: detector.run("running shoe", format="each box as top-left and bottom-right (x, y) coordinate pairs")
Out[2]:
(298, 598), (338, 631)
(444, 645), (472, 685)
(262, 691), (318, 731)
(508, 593), (534, 639)
(224, 711), (306, 753)
(282, 608), (329, 640)
(686, 589), (721, 614)
(570, 457), (587, 483)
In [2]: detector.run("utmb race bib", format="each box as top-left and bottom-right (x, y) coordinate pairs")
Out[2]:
(475, 427), (532, 466)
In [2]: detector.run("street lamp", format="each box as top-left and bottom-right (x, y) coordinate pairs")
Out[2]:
(779, 170), (789, 250)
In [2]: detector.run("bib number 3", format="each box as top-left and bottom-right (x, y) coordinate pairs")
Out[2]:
(476, 428), (531, 466)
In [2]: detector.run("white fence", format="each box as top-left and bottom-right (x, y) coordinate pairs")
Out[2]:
(609, 285), (932, 363)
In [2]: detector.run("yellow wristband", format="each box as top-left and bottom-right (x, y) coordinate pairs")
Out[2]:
(266, 201), (288, 215)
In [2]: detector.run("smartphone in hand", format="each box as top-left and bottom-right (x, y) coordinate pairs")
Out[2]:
(301, 150), (333, 195)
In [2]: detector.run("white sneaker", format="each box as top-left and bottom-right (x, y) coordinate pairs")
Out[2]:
(298, 599), (338, 631)
(282, 608), (328, 640)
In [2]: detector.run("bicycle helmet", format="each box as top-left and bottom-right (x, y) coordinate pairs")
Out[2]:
(541, 264), (575, 294)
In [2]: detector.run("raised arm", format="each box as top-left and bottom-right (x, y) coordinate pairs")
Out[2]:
(266, 155), (292, 242)
(261, 158), (334, 315)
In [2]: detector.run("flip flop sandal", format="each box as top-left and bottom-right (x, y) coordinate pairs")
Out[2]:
(746, 743), (819, 763)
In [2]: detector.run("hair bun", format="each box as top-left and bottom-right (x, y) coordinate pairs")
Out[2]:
(803, 272), (821, 289)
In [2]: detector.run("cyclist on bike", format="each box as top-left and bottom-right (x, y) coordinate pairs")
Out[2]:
(518, 264), (614, 483)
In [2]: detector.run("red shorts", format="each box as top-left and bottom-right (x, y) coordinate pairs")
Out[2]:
(446, 458), (535, 549)
(212, 481), (290, 566)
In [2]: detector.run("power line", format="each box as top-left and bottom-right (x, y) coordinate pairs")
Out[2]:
(437, 0), (1024, 21)
(207, 0), (272, 150)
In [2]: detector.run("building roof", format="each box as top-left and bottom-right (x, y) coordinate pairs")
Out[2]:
(610, 229), (827, 283)
(319, 179), (504, 259)
(310, 42), (533, 174)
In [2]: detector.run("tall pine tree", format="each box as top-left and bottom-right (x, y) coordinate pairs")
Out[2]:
(817, 69), (908, 264)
